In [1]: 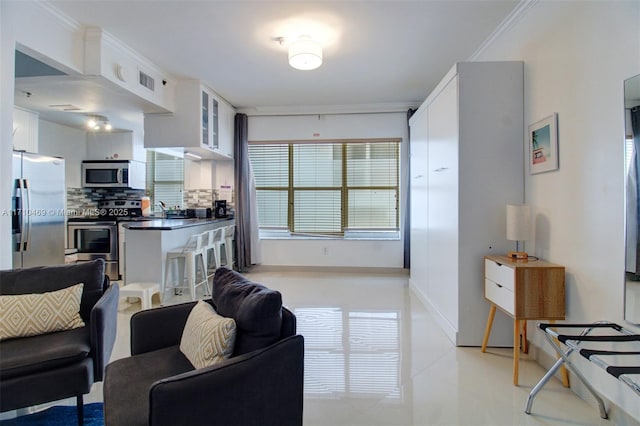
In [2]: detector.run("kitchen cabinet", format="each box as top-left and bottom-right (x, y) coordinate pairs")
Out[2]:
(409, 61), (524, 346)
(13, 106), (39, 153)
(87, 131), (146, 162)
(144, 80), (234, 160)
(217, 100), (235, 159)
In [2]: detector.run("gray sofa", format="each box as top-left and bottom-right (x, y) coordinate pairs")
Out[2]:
(0, 259), (119, 425)
(103, 267), (304, 426)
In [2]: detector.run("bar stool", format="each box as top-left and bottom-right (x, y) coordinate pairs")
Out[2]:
(221, 225), (235, 268)
(164, 232), (210, 301)
(204, 227), (224, 277)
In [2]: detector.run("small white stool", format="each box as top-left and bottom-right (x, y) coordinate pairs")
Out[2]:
(120, 282), (162, 310)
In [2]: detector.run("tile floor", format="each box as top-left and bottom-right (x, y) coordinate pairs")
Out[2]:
(32, 269), (631, 425)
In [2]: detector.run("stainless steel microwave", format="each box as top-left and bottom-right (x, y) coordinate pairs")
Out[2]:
(81, 160), (145, 189)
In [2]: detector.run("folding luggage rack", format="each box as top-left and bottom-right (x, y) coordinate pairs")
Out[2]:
(525, 322), (640, 419)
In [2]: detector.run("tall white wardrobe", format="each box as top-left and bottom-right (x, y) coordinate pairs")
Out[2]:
(409, 61), (524, 346)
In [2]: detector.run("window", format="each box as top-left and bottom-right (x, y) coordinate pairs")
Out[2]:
(249, 139), (400, 237)
(146, 150), (184, 213)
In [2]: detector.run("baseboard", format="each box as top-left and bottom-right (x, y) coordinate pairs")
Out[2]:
(408, 279), (459, 345)
(248, 264), (410, 275)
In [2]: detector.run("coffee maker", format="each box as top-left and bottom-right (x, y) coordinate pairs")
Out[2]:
(214, 200), (227, 218)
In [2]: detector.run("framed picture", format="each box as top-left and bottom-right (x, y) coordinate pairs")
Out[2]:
(529, 113), (559, 174)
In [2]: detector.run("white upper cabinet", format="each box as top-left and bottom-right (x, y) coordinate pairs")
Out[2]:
(87, 131), (146, 162)
(144, 80), (234, 160)
(13, 107), (39, 153)
(217, 100), (235, 159)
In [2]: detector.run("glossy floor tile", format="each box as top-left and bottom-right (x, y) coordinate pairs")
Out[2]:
(243, 270), (610, 426)
(23, 269), (628, 425)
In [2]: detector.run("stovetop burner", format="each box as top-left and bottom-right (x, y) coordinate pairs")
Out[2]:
(67, 199), (145, 222)
(96, 199), (143, 218)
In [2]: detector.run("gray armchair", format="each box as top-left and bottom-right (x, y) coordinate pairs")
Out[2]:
(103, 267), (304, 426)
(0, 259), (119, 425)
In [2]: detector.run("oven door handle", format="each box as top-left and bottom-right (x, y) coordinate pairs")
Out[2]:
(69, 222), (119, 227)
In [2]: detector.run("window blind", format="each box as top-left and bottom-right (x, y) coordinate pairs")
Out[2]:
(248, 139), (400, 236)
(250, 144), (288, 228)
(146, 151), (184, 212)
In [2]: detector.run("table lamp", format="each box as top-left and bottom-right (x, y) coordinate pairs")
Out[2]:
(506, 204), (531, 259)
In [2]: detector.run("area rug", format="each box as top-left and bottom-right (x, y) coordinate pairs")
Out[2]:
(0, 403), (104, 426)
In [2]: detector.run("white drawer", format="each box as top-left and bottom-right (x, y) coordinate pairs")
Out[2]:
(485, 278), (514, 315)
(485, 259), (515, 291)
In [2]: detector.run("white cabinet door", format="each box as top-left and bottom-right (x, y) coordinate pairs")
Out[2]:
(87, 132), (146, 162)
(409, 107), (429, 297)
(216, 100), (235, 159)
(426, 75), (459, 331)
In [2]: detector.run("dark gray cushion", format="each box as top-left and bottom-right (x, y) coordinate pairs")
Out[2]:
(213, 268), (283, 356)
(0, 327), (90, 380)
(0, 259), (105, 322)
(104, 346), (194, 426)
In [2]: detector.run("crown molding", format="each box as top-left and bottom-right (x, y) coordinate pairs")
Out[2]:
(237, 102), (420, 117)
(37, 1), (83, 32)
(468, 0), (538, 61)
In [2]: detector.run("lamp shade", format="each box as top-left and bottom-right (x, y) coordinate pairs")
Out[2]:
(288, 38), (323, 71)
(506, 204), (531, 241)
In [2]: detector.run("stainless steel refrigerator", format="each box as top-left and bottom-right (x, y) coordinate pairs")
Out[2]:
(12, 151), (66, 268)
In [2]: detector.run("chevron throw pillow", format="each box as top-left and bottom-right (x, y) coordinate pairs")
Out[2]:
(0, 283), (85, 341)
(180, 300), (237, 369)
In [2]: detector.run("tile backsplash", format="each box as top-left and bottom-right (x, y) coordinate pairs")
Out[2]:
(67, 187), (234, 211)
(66, 188), (146, 211)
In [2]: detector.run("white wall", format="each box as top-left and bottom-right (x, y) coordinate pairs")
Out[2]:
(475, 0), (640, 420)
(248, 112), (409, 268)
(0, 1), (85, 269)
(38, 119), (87, 187)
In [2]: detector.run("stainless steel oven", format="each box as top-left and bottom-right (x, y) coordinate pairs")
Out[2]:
(67, 219), (119, 280)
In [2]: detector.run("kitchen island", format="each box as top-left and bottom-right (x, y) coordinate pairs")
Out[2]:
(122, 217), (234, 286)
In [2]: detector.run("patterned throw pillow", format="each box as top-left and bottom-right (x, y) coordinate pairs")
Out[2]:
(180, 300), (237, 369)
(0, 283), (85, 341)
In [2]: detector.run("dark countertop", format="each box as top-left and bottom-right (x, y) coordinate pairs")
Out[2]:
(123, 217), (234, 231)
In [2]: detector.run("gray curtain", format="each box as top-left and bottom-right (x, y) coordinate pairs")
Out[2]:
(234, 113), (252, 271)
(627, 107), (640, 274)
(404, 108), (416, 269)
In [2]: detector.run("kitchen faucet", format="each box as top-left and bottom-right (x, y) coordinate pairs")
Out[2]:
(157, 201), (167, 219)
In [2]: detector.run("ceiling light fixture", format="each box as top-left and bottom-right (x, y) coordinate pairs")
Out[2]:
(287, 36), (323, 71)
(86, 115), (112, 132)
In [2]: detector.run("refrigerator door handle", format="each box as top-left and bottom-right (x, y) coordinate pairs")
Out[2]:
(13, 179), (30, 253)
(23, 179), (31, 251)
(13, 178), (25, 252)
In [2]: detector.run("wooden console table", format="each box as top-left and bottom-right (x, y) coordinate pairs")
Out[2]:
(481, 255), (567, 386)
